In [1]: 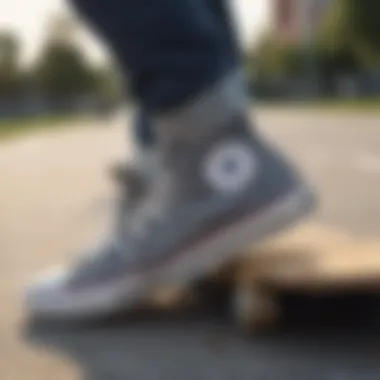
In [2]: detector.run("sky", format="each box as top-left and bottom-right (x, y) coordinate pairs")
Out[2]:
(0, 0), (270, 63)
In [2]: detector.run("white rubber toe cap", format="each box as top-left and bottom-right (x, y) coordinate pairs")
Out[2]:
(25, 268), (71, 318)
(25, 266), (148, 320)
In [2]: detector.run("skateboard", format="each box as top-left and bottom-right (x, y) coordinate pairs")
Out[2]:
(109, 162), (380, 332)
(145, 223), (380, 332)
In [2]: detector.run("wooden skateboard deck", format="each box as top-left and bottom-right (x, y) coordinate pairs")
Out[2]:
(147, 222), (380, 332)
(238, 223), (380, 291)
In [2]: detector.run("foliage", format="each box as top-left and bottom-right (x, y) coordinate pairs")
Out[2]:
(249, 0), (380, 91)
(33, 40), (98, 100)
(0, 13), (121, 104)
(0, 31), (22, 98)
(316, 0), (380, 72)
(248, 33), (304, 80)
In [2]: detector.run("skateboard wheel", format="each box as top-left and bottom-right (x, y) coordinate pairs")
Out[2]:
(231, 283), (279, 332)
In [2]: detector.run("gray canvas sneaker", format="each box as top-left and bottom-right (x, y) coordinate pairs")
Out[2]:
(26, 73), (316, 320)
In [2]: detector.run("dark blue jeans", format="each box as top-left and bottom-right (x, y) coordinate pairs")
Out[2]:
(70, 0), (241, 148)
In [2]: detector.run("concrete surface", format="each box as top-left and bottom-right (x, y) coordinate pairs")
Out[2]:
(1, 108), (380, 380)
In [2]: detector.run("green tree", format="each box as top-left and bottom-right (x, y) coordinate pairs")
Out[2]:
(348, 0), (380, 50)
(248, 33), (304, 80)
(317, 0), (380, 72)
(348, 0), (380, 68)
(34, 42), (98, 99)
(0, 31), (22, 99)
(92, 65), (123, 102)
(33, 14), (99, 100)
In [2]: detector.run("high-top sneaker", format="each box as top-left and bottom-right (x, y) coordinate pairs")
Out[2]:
(26, 74), (316, 320)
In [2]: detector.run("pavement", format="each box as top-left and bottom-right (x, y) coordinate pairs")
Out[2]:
(1, 108), (380, 380)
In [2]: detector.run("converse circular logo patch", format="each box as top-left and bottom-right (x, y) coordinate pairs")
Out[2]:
(203, 140), (257, 193)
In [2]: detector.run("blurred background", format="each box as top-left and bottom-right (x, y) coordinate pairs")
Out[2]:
(250, 0), (380, 102)
(0, 0), (379, 135)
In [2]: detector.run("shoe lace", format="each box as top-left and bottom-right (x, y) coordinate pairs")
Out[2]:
(72, 163), (148, 271)
(72, 164), (171, 276)
(126, 171), (171, 239)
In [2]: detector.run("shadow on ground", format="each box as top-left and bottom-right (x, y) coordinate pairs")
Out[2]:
(23, 289), (380, 380)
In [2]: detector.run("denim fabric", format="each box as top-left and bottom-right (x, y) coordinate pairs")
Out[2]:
(71, 0), (240, 110)
(132, 0), (241, 148)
